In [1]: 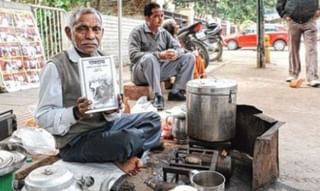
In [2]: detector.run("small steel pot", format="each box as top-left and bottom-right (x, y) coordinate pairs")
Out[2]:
(0, 144), (27, 191)
(166, 111), (187, 144)
(171, 185), (197, 191)
(189, 170), (225, 191)
(0, 143), (27, 176)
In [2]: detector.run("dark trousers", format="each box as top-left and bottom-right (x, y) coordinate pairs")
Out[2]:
(60, 112), (161, 162)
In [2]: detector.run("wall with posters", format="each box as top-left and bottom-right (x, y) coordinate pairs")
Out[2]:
(0, 5), (45, 92)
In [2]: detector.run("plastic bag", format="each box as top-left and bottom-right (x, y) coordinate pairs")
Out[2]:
(23, 104), (38, 128)
(9, 127), (58, 156)
(131, 96), (157, 113)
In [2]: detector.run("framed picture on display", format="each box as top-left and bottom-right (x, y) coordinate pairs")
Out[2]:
(78, 56), (119, 114)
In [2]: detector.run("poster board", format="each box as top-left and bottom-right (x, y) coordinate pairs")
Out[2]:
(0, 7), (45, 92)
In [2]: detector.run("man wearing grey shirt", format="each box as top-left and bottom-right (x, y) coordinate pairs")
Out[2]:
(128, 2), (195, 110)
(35, 7), (161, 176)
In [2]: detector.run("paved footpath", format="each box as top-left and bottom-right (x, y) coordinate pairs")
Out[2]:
(214, 50), (320, 190)
(1, 49), (319, 190)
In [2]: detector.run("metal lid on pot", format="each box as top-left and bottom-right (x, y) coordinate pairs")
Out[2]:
(25, 165), (74, 191)
(0, 150), (26, 176)
(0, 150), (15, 175)
(187, 79), (237, 95)
(171, 185), (197, 191)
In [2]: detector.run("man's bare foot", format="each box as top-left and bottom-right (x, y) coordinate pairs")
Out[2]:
(116, 156), (144, 176)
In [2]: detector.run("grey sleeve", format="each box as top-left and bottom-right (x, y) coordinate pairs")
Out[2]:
(128, 29), (145, 64)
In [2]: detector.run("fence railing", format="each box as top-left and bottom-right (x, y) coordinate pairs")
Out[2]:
(29, 6), (190, 66)
(30, 5), (67, 60)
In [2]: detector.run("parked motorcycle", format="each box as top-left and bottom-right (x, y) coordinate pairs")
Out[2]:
(196, 21), (223, 62)
(177, 22), (210, 68)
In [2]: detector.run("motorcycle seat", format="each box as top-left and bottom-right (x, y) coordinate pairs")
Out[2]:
(207, 23), (218, 29)
(177, 22), (202, 36)
(205, 26), (221, 36)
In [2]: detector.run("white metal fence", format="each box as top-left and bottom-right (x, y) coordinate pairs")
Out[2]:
(101, 16), (143, 66)
(30, 5), (67, 60)
(31, 5), (143, 66)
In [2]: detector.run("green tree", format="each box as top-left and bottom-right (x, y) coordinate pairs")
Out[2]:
(13, 0), (90, 10)
(175, 0), (276, 24)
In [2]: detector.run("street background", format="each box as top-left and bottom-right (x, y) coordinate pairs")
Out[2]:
(1, 46), (320, 190)
(213, 48), (320, 190)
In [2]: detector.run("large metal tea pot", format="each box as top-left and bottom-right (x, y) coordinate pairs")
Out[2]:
(187, 79), (237, 142)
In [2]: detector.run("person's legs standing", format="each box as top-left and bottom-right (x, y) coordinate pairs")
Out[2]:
(287, 20), (303, 81)
(303, 18), (319, 85)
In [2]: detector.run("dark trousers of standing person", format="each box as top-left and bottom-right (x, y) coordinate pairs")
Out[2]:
(59, 112), (161, 162)
(287, 18), (319, 82)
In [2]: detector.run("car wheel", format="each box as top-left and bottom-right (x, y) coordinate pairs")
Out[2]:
(227, 40), (238, 50)
(273, 40), (286, 51)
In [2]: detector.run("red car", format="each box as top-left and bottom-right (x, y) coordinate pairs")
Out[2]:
(224, 24), (288, 51)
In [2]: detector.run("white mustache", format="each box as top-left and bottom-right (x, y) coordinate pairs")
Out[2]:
(81, 41), (98, 46)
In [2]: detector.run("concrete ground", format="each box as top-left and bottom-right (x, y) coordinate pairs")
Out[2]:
(212, 49), (320, 191)
(1, 48), (320, 190)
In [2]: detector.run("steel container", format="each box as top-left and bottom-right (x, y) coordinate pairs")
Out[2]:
(0, 146), (26, 191)
(169, 111), (187, 144)
(186, 79), (237, 142)
(189, 170), (225, 191)
(24, 165), (81, 191)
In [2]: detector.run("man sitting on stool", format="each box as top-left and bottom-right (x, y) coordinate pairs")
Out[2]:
(128, 2), (195, 110)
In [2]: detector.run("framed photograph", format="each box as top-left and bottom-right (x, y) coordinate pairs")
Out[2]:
(79, 56), (119, 114)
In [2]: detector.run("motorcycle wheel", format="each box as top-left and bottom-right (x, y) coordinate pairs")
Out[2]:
(208, 40), (223, 62)
(186, 40), (210, 68)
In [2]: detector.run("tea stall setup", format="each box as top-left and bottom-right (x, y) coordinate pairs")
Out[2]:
(142, 78), (283, 191)
(0, 78), (283, 191)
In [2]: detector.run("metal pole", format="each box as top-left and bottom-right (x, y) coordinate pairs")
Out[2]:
(117, 0), (123, 94)
(256, 0), (265, 68)
(205, 0), (208, 17)
(214, 0), (218, 18)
